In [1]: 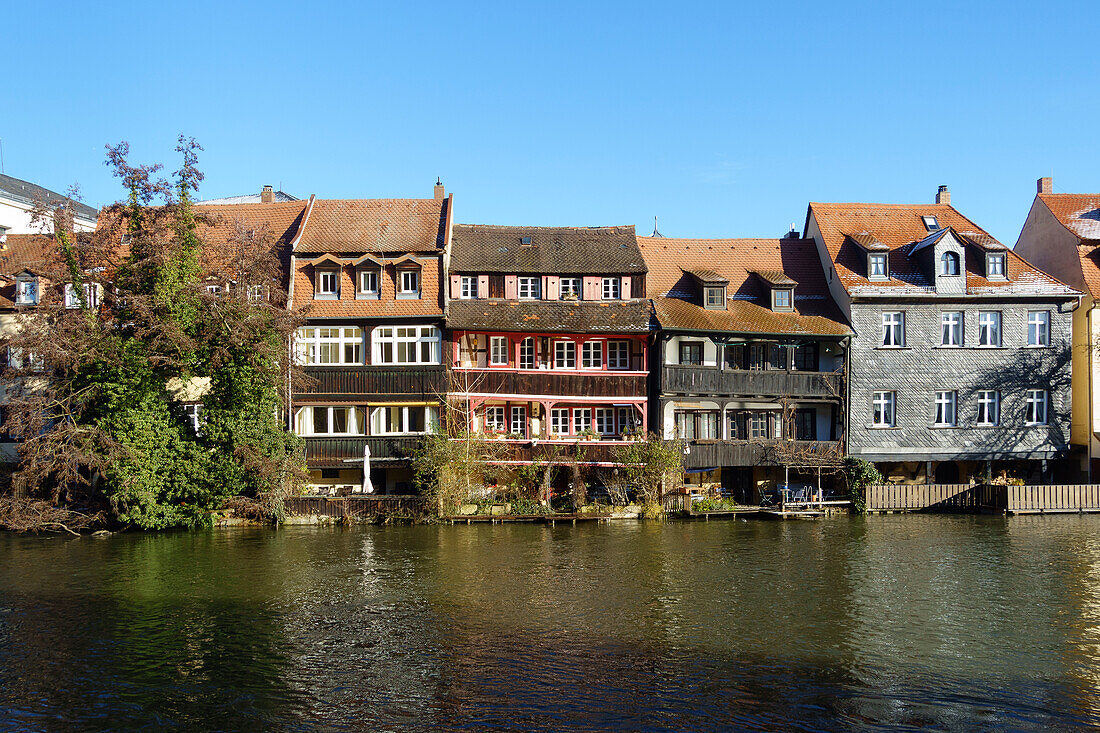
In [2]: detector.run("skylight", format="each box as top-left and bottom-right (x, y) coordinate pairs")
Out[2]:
(922, 215), (940, 231)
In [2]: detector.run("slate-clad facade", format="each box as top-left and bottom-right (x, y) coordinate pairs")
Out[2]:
(638, 234), (850, 500)
(806, 191), (1080, 484)
(446, 224), (650, 467)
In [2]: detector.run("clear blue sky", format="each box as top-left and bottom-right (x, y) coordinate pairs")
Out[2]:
(5, 1), (1097, 244)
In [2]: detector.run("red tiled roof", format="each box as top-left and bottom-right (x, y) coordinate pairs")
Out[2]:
(808, 202), (1074, 296)
(637, 236), (849, 335)
(0, 234), (56, 277)
(291, 253), (444, 319)
(1037, 193), (1100, 242)
(293, 198), (448, 254)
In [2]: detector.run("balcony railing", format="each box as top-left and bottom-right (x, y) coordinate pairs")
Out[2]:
(662, 366), (843, 399)
(452, 369), (647, 398)
(682, 439), (843, 469)
(295, 366), (447, 399)
(303, 436), (423, 467)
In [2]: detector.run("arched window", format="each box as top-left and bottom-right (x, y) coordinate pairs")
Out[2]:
(941, 251), (960, 276)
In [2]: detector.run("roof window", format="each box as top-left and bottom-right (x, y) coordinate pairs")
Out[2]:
(520, 236), (533, 245)
(921, 215), (940, 231)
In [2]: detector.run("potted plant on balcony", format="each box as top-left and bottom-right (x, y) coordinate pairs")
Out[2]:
(578, 428), (600, 441)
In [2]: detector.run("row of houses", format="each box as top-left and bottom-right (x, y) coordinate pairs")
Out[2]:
(0, 175), (1095, 500)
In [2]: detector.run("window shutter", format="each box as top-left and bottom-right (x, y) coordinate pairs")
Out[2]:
(546, 275), (560, 300)
(505, 275), (518, 299)
(478, 275), (489, 297)
(621, 276), (631, 299)
(583, 276), (600, 300)
(449, 275), (461, 299)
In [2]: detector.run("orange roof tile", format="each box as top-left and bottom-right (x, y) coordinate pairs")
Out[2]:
(1038, 193), (1100, 241)
(0, 234), (56, 277)
(291, 254), (444, 319)
(294, 198), (448, 254)
(637, 236), (849, 335)
(808, 202), (1075, 297)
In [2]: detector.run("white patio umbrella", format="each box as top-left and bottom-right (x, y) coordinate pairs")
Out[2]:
(362, 443), (375, 494)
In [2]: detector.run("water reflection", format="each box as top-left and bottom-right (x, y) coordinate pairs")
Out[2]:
(1, 517), (1100, 730)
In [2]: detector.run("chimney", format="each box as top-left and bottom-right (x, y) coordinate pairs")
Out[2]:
(935, 185), (950, 205)
(434, 177), (445, 201)
(1037, 177), (1053, 194)
(261, 185), (274, 204)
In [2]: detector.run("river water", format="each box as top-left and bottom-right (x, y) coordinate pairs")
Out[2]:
(3, 516), (1100, 731)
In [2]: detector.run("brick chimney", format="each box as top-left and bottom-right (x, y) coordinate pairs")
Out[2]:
(261, 185), (274, 204)
(935, 185), (950, 205)
(434, 177), (445, 201)
(1037, 177), (1053, 194)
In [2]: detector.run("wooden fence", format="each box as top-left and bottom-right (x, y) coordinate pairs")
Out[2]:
(285, 495), (429, 519)
(866, 483), (1100, 515)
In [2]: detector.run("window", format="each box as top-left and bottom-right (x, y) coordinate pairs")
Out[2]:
(679, 341), (703, 365)
(976, 391), (1000, 426)
(315, 269), (338, 299)
(488, 275), (505, 299)
(705, 286), (725, 309)
(618, 407), (639, 435)
(64, 283), (100, 309)
(987, 253), (1006, 279)
(519, 338), (536, 369)
(518, 277), (541, 300)
(15, 276), (38, 305)
(773, 288), (792, 310)
(978, 311), (1001, 347)
(510, 406), (527, 436)
(560, 277), (582, 300)
(398, 269), (420, 298)
(370, 405), (436, 435)
(868, 253), (887, 280)
(941, 312), (963, 347)
(1028, 311), (1050, 347)
(550, 408), (570, 436)
(247, 284), (266, 303)
(608, 340), (630, 370)
(1025, 390), (1048, 425)
(357, 269), (379, 297)
(602, 277), (621, 300)
(794, 409), (816, 441)
(595, 408), (616, 436)
(748, 412), (769, 439)
(934, 391), (957, 426)
(768, 344), (788, 370)
(299, 406), (366, 436)
(698, 412), (718, 440)
(7, 348), (43, 371)
(872, 391), (896, 427)
(459, 276), (478, 299)
(922, 215), (940, 231)
(554, 340), (576, 369)
(675, 412), (696, 440)
(581, 341), (602, 369)
(295, 327), (364, 365)
(490, 336), (509, 366)
(372, 325), (441, 365)
(183, 403), (203, 435)
(792, 343), (818, 371)
(484, 406), (507, 432)
(882, 312), (905, 347)
(573, 408), (592, 434)
(724, 344), (745, 370)
(940, 251), (960, 276)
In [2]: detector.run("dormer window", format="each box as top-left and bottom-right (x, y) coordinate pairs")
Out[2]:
(868, 253), (888, 280)
(15, 276), (38, 306)
(940, 251), (960, 276)
(922, 215), (940, 231)
(357, 268), (380, 299)
(518, 276), (541, 300)
(560, 277), (582, 300)
(397, 267), (421, 299)
(314, 269), (339, 300)
(602, 277), (621, 300)
(987, 253), (1006, 279)
(705, 286), (726, 310)
(772, 288), (793, 311)
(459, 275), (478, 299)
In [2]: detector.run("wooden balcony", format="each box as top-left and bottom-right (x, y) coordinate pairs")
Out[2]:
(682, 439), (843, 469)
(295, 366), (447, 400)
(303, 436), (422, 467)
(491, 441), (631, 465)
(452, 369), (647, 398)
(662, 366), (843, 399)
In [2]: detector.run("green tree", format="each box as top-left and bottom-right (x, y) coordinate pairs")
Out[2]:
(615, 433), (685, 510)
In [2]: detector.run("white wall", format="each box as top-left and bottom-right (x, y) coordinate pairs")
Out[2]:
(0, 196), (96, 234)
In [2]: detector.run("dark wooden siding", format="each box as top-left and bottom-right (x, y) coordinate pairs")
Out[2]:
(662, 366), (843, 399)
(304, 436), (422, 467)
(455, 370), (646, 398)
(296, 366), (446, 400)
(683, 440), (843, 469)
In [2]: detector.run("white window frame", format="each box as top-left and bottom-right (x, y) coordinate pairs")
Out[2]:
(872, 391), (896, 428)
(517, 276), (541, 300)
(608, 340), (630, 370)
(940, 251), (960, 276)
(933, 390), (957, 427)
(594, 407), (616, 436)
(484, 406), (507, 433)
(510, 406), (527, 436)
(978, 311), (1001, 347)
(459, 276), (478, 299)
(519, 337), (536, 369)
(868, 253), (887, 280)
(560, 277), (582, 299)
(295, 326), (364, 365)
(941, 311), (963, 347)
(1025, 389), (1049, 426)
(581, 341), (603, 369)
(772, 288), (792, 310)
(602, 277), (621, 300)
(490, 336), (509, 366)
(183, 403), (203, 435)
(573, 408), (592, 434)
(15, 276), (38, 306)
(976, 390), (1000, 426)
(357, 269), (380, 298)
(372, 325), (441, 365)
(315, 269), (339, 300)
(1028, 311), (1050, 347)
(882, 312), (905, 347)
(398, 268), (421, 299)
(554, 340), (576, 369)
(370, 405), (437, 436)
(64, 283), (101, 309)
(550, 408), (570, 437)
(987, 253), (1006, 279)
(8, 347), (44, 371)
(296, 405), (367, 436)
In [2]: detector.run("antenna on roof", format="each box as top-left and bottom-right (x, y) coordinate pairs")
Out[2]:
(0, 139), (5, 174)
(651, 216), (664, 238)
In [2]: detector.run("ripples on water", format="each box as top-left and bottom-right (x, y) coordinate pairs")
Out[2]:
(2, 516), (1100, 731)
